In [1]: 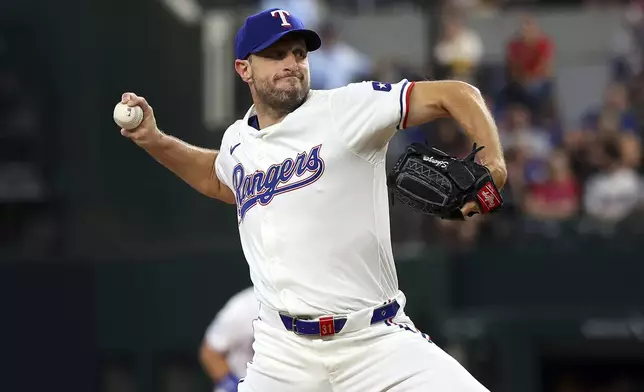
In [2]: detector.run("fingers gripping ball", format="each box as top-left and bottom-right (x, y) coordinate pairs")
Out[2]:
(113, 102), (143, 130)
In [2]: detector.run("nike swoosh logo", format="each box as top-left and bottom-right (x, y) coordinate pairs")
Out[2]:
(230, 143), (241, 155)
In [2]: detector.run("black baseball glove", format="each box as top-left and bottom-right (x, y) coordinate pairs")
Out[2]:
(387, 143), (503, 220)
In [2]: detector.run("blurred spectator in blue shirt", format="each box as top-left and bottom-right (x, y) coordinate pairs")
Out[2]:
(498, 104), (556, 187)
(566, 82), (642, 173)
(308, 22), (373, 90)
(580, 82), (638, 135)
(501, 104), (552, 157)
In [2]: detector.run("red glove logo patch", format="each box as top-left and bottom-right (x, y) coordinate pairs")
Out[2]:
(476, 182), (502, 213)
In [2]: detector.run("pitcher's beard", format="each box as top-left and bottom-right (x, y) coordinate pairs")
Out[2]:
(254, 78), (309, 117)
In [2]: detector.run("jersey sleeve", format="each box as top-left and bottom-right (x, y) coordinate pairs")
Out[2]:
(204, 297), (242, 353)
(214, 129), (234, 190)
(328, 79), (416, 160)
(214, 152), (230, 189)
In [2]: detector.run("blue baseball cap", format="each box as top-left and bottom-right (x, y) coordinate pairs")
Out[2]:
(234, 8), (322, 60)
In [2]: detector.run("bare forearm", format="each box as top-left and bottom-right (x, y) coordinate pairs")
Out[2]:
(443, 83), (507, 187)
(142, 132), (234, 202)
(199, 344), (231, 382)
(405, 81), (507, 188)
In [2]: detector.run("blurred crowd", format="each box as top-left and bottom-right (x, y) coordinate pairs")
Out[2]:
(390, 1), (644, 253)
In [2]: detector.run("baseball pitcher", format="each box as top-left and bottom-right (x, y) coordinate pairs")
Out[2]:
(118, 7), (507, 392)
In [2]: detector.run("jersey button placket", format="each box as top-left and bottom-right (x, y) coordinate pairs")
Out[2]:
(261, 211), (276, 262)
(257, 137), (264, 160)
(265, 208), (273, 245)
(256, 136), (272, 260)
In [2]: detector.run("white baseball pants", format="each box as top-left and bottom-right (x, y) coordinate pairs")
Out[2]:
(238, 296), (489, 392)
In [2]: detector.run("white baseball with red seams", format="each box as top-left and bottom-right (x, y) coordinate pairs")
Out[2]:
(113, 102), (143, 130)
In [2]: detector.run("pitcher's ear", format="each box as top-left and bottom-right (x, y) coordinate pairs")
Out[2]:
(235, 59), (253, 83)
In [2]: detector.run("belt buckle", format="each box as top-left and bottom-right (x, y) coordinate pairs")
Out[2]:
(292, 316), (303, 335)
(279, 312), (303, 335)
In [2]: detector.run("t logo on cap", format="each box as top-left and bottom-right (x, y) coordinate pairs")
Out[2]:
(271, 10), (292, 27)
(234, 8), (322, 60)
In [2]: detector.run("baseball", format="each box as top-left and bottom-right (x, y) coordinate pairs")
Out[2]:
(113, 102), (143, 130)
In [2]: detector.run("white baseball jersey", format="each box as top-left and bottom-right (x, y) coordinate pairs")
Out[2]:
(204, 286), (258, 377)
(215, 79), (416, 317)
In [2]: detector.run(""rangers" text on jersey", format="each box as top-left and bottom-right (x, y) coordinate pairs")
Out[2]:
(232, 144), (326, 220)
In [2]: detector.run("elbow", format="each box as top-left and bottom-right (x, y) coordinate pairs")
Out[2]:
(204, 189), (236, 205)
(407, 80), (485, 127)
(199, 183), (221, 200)
(200, 180), (236, 204)
(199, 340), (224, 367)
(441, 79), (480, 94)
(199, 341), (218, 373)
(440, 81), (484, 112)
(452, 80), (482, 100)
(201, 185), (221, 200)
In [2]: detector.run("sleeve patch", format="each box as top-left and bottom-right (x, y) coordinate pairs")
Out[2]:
(371, 81), (392, 92)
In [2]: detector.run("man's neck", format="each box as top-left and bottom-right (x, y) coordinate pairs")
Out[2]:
(254, 103), (288, 129)
(252, 98), (306, 129)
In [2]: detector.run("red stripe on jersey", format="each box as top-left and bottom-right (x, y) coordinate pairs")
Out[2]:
(402, 82), (416, 129)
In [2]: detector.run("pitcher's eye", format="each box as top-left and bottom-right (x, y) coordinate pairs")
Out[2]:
(270, 49), (286, 59)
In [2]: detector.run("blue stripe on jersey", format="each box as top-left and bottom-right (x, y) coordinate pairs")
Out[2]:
(385, 318), (433, 343)
(397, 81), (409, 130)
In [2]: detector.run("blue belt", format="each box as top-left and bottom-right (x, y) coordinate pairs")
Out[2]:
(279, 300), (401, 336)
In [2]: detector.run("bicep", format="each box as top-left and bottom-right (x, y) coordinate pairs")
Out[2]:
(405, 81), (479, 128)
(217, 181), (236, 204)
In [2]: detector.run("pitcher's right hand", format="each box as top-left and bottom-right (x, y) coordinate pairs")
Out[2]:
(119, 92), (163, 147)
